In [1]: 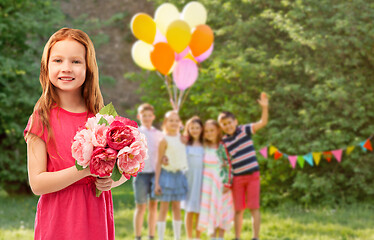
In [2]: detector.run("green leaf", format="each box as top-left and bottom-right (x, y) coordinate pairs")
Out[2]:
(75, 160), (84, 171)
(111, 163), (122, 182)
(95, 188), (102, 198)
(99, 102), (118, 117)
(98, 116), (109, 126)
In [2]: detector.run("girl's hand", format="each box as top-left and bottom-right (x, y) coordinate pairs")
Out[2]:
(154, 184), (162, 195)
(95, 177), (113, 192)
(257, 92), (269, 108)
(180, 135), (188, 144)
(161, 156), (169, 166)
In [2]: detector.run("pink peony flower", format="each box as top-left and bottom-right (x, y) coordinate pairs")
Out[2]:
(129, 140), (148, 160)
(114, 116), (138, 128)
(86, 113), (115, 129)
(106, 121), (135, 150)
(134, 129), (148, 149)
(71, 129), (94, 168)
(117, 140), (147, 178)
(90, 147), (118, 177)
(122, 161), (145, 179)
(92, 124), (108, 147)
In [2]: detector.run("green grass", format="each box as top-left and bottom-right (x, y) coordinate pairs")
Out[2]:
(1, 181), (374, 240)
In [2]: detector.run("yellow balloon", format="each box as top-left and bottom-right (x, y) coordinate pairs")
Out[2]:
(181, 1), (207, 29)
(166, 20), (191, 53)
(154, 3), (180, 36)
(131, 13), (156, 44)
(131, 40), (155, 70)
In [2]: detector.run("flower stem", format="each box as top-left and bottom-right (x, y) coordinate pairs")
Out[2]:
(96, 188), (102, 197)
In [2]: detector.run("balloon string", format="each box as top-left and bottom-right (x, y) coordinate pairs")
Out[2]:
(162, 74), (175, 111)
(177, 90), (184, 111)
(173, 83), (178, 110)
(179, 86), (192, 111)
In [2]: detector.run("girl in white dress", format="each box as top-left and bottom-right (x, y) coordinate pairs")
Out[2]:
(153, 110), (188, 240)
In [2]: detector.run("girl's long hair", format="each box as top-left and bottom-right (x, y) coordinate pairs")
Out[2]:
(183, 116), (204, 145)
(203, 119), (222, 147)
(28, 28), (103, 141)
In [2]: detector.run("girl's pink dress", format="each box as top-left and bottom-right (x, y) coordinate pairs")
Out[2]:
(197, 147), (233, 235)
(24, 107), (114, 240)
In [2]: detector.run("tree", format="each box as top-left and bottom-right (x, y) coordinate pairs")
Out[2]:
(0, 0), (64, 194)
(129, 0), (374, 205)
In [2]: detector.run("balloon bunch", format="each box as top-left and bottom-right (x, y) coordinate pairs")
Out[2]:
(130, 2), (214, 111)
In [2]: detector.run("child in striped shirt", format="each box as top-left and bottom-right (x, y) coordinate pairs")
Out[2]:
(218, 92), (269, 240)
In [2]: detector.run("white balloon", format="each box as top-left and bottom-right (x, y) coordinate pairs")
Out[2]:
(181, 1), (207, 29)
(154, 3), (180, 36)
(131, 40), (155, 70)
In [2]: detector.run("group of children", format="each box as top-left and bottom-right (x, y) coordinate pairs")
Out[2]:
(134, 93), (268, 240)
(24, 27), (268, 240)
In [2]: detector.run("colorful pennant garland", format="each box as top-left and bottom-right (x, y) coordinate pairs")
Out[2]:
(259, 147), (268, 159)
(288, 156), (297, 169)
(258, 136), (373, 169)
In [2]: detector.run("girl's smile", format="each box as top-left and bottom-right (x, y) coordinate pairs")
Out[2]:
(58, 76), (75, 81)
(204, 123), (219, 144)
(189, 122), (202, 140)
(164, 112), (181, 134)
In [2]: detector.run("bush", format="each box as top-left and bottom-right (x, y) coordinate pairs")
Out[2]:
(0, 0), (64, 195)
(130, 0), (374, 205)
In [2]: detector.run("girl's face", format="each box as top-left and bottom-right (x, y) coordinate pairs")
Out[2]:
(48, 39), (86, 94)
(189, 122), (203, 141)
(204, 123), (219, 144)
(165, 113), (180, 132)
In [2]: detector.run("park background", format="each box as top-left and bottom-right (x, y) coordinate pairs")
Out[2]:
(0, 0), (374, 239)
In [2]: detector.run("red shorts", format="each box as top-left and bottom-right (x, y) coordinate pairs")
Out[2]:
(231, 171), (260, 211)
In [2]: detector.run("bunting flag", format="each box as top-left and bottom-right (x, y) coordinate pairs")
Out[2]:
(269, 146), (277, 156)
(303, 153), (314, 166)
(274, 150), (283, 160)
(323, 151), (333, 162)
(346, 146), (355, 155)
(297, 156), (305, 168)
(259, 147), (268, 159)
(288, 155), (297, 169)
(364, 139), (373, 151)
(257, 135), (373, 170)
(312, 152), (322, 166)
(332, 149), (343, 163)
(359, 142), (367, 152)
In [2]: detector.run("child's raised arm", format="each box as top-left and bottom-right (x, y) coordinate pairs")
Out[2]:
(154, 138), (167, 195)
(27, 134), (91, 195)
(252, 92), (269, 133)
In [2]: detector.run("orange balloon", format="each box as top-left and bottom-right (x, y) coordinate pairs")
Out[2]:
(189, 24), (214, 57)
(150, 42), (175, 75)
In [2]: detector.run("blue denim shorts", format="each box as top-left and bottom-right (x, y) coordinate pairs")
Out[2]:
(132, 172), (156, 204)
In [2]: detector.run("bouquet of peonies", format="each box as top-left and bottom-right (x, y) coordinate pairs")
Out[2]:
(72, 103), (147, 197)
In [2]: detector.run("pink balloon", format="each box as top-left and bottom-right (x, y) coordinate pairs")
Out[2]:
(194, 43), (213, 62)
(153, 29), (167, 44)
(173, 59), (198, 90)
(175, 46), (190, 61)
